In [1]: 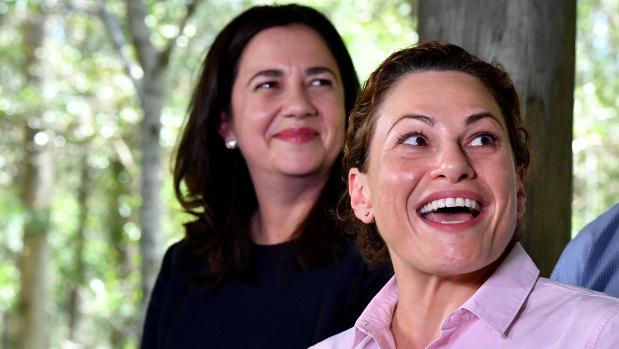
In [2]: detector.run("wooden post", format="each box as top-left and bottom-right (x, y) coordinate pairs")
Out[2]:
(416, 0), (576, 276)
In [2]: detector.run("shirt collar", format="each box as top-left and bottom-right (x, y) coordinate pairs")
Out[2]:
(353, 243), (539, 342)
(461, 242), (539, 335)
(353, 276), (398, 346)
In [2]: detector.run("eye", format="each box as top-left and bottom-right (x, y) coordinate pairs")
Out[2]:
(398, 131), (428, 146)
(470, 132), (498, 147)
(310, 78), (333, 87)
(255, 81), (279, 90)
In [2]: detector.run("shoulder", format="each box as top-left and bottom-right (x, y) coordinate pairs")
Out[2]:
(155, 238), (202, 286)
(582, 203), (619, 235)
(530, 277), (619, 323)
(565, 203), (619, 252)
(158, 239), (189, 269)
(551, 203), (619, 288)
(535, 277), (619, 305)
(510, 278), (619, 347)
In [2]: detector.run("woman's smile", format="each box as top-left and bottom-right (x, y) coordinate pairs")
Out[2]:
(417, 190), (485, 230)
(273, 127), (320, 143)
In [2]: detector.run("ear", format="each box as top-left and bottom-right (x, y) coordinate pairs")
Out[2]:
(349, 168), (374, 224)
(516, 166), (526, 219)
(218, 112), (235, 141)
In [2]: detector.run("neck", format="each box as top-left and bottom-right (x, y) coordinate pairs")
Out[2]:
(390, 260), (500, 348)
(250, 173), (330, 245)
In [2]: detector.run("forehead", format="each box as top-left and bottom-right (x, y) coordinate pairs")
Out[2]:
(237, 24), (339, 75)
(375, 70), (505, 129)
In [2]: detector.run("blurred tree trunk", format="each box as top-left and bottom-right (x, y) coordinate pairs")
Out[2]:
(16, 9), (53, 349)
(108, 157), (130, 277)
(99, 0), (200, 333)
(67, 148), (91, 342)
(108, 156), (132, 348)
(125, 0), (165, 321)
(415, 0), (576, 276)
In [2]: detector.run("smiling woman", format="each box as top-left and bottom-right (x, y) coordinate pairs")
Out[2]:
(312, 41), (619, 349)
(140, 4), (391, 349)
(219, 24), (346, 200)
(354, 69), (525, 278)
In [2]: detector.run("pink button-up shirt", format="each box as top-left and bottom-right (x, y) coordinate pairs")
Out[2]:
(311, 243), (619, 348)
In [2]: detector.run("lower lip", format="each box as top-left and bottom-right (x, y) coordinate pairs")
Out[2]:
(274, 128), (319, 143)
(418, 209), (485, 231)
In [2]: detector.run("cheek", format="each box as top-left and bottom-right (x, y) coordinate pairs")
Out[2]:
(497, 162), (521, 197)
(474, 153), (518, 188)
(320, 97), (346, 131)
(373, 158), (422, 208)
(378, 156), (421, 183)
(233, 104), (275, 137)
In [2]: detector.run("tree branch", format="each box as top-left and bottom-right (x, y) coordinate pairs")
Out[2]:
(159, 0), (202, 69)
(126, 0), (159, 74)
(98, 0), (144, 100)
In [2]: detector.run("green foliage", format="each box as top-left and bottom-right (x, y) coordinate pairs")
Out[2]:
(572, 0), (619, 235)
(23, 209), (51, 236)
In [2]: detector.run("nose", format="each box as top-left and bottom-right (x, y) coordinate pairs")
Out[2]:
(281, 85), (317, 118)
(430, 142), (475, 182)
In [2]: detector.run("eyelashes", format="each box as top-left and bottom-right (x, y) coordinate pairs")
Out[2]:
(396, 130), (500, 147)
(254, 78), (334, 91)
(397, 131), (428, 146)
(310, 78), (333, 87)
(255, 81), (278, 90)
(470, 131), (499, 147)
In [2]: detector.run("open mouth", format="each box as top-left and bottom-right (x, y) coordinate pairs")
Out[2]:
(418, 197), (482, 224)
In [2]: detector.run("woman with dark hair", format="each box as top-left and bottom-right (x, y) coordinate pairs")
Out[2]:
(141, 4), (390, 348)
(312, 41), (619, 348)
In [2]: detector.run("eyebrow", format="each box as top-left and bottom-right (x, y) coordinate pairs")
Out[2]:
(387, 114), (434, 135)
(247, 69), (282, 86)
(386, 112), (503, 135)
(465, 112), (502, 127)
(306, 66), (337, 77)
(247, 66), (337, 87)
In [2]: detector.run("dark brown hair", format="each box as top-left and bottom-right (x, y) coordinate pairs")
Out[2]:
(173, 4), (360, 289)
(340, 41), (530, 266)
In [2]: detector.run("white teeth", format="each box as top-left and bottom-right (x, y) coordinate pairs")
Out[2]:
(471, 200), (479, 210)
(419, 197), (481, 214)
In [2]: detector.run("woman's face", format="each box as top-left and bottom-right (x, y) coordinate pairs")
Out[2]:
(349, 70), (526, 278)
(221, 24), (346, 181)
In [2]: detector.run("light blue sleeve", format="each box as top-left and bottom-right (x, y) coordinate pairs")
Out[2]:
(550, 229), (589, 285)
(551, 203), (619, 297)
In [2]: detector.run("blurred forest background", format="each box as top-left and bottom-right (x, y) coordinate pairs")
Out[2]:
(0, 0), (617, 348)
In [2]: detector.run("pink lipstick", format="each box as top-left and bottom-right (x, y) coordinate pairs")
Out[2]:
(274, 127), (319, 143)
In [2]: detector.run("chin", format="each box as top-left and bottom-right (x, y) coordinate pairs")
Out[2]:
(431, 248), (489, 275)
(281, 165), (323, 177)
(281, 158), (329, 176)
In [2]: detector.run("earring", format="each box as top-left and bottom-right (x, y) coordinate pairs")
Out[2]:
(363, 211), (369, 217)
(225, 138), (237, 149)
